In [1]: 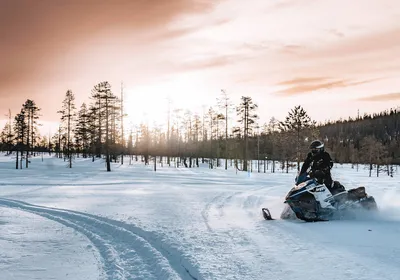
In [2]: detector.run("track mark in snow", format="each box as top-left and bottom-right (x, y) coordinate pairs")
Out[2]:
(199, 186), (293, 279)
(201, 192), (226, 232)
(216, 191), (242, 217)
(2, 169), (102, 197)
(201, 190), (244, 232)
(202, 186), (267, 226)
(0, 198), (200, 280)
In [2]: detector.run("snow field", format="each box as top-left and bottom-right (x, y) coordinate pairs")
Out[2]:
(0, 207), (101, 280)
(0, 154), (399, 280)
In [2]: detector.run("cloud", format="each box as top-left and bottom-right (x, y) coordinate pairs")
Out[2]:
(275, 80), (348, 96)
(327, 29), (345, 38)
(274, 78), (379, 96)
(267, 0), (317, 11)
(0, 0), (220, 96)
(305, 27), (400, 59)
(234, 28), (400, 90)
(241, 42), (271, 52)
(145, 17), (232, 42)
(2, 0), (400, 125)
(175, 53), (252, 72)
(276, 77), (331, 86)
(279, 45), (306, 54)
(357, 92), (400, 102)
(0, 0), (227, 121)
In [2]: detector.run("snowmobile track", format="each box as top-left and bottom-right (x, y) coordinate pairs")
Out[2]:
(0, 198), (200, 280)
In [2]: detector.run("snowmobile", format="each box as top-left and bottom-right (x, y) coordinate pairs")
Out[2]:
(262, 170), (378, 222)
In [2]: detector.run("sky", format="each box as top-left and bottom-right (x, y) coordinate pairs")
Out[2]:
(1, 0), (400, 135)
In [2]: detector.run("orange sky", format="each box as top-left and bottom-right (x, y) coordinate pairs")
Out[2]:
(1, 0), (400, 134)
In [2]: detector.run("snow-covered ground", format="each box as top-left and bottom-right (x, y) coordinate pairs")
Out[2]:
(0, 154), (399, 280)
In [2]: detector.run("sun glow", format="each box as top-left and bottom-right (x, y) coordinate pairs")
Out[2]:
(124, 85), (169, 130)
(123, 74), (219, 131)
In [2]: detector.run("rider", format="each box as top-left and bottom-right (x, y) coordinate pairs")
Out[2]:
(299, 140), (345, 194)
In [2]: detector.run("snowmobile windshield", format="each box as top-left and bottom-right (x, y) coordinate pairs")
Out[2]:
(294, 180), (313, 190)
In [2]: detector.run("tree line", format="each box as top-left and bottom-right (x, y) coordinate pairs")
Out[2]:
(0, 81), (399, 177)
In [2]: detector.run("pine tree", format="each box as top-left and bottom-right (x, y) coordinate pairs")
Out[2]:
(22, 100), (41, 167)
(75, 103), (90, 157)
(234, 96), (258, 171)
(91, 81), (117, 171)
(279, 105), (313, 171)
(0, 122), (14, 153)
(1, 109), (14, 154)
(58, 90), (76, 168)
(14, 109), (28, 169)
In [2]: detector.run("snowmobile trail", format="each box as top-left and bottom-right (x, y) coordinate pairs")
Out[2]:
(0, 167), (104, 197)
(201, 186), (264, 232)
(0, 198), (200, 280)
(198, 186), (295, 280)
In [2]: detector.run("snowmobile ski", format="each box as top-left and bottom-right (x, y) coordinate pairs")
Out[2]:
(261, 208), (274, 220)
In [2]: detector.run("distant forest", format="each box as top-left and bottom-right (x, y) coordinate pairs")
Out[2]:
(1, 81), (399, 177)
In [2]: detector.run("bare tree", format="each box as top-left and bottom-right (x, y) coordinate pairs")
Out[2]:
(217, 89), (234, 169)
(361, 136), (388, 177)
(120, 81), (125, 164)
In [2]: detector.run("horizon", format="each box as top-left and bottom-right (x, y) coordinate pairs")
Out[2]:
(1, 0), (400, 136)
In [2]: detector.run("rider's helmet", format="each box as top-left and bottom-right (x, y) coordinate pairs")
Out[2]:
(309, 140), (324, 156)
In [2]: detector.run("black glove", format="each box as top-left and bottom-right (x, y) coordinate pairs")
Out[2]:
(321, 166), (331, 173)
(314, 169), (325, 178)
